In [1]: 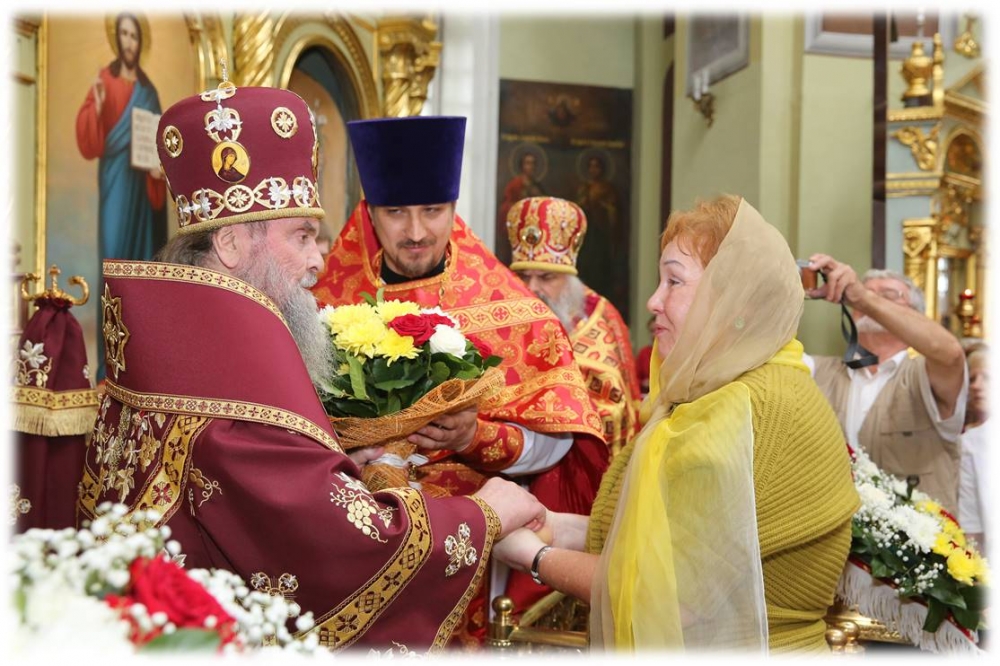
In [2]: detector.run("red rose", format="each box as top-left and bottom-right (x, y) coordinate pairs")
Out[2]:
(388, 313), (457, 345)
(468, 335), (492, 358)
(108, 555), (236, 646)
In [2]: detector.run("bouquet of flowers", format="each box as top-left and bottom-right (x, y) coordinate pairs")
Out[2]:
(317, 292), (503, 493)
(11, 502), (318, 656)
(838, 446), (990, 653)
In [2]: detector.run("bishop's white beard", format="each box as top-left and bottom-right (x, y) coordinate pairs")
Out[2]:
(235, 250), (334, 388)
(536, 275), (586, 332)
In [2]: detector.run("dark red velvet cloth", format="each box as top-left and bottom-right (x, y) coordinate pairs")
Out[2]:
(79, 261), (498, 650)
(13, 297), (95, 532)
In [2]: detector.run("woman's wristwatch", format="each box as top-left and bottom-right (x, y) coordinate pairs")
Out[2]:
(530, 545), (554, 585)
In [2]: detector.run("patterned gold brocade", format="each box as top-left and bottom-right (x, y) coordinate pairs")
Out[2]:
(104, 380), (343, 454)
(78, 397), (209, 528)
(569, 294), (640, 457)
(311, 487), (431, 650)
(11, 386), (100, 437)
(103, 260), (288, 328)
(448, 297), (555, 335)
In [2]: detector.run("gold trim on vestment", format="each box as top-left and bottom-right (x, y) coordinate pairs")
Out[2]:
(430, 496), (501, 651)
(104, 380), (343, 454)
(103, 260), (288, 329)
(310, 487), (431, 649)
(11, 386), (99, 436)
(447, 297), (556, 336)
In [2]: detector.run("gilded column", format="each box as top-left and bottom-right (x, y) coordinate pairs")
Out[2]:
(233, 13), (280, 87)
(376, 17), (441, 117)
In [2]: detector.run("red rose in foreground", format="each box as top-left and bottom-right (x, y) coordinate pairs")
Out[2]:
(469, 335), (492, 358)
(107, 555), (236, 647)
(389, 313), (456, 345)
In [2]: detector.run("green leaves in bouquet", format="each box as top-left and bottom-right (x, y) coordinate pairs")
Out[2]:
(142, 628), (223, 652)
(321, 343), (495, 418)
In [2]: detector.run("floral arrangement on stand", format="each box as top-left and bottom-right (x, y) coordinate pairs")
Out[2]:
(839, 446), (990, 653)
(11, 502), (318, 656)
(317, 292), (503, 493)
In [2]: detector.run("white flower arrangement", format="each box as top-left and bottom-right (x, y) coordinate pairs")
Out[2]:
(10, 502), (319, 656)
(839, 446), (990, 653)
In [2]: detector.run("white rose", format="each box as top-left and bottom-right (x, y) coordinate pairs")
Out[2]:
(428, 324), (467, 357)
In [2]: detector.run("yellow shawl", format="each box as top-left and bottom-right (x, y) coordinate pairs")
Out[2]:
(590, 198), (806, 652)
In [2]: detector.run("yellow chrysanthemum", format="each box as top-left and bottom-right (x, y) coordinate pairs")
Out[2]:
(377, 329), (421, 365)
(933, 532), (958, 557)
(326, 303), (381, 337)
(971, 553), (991, 585)
(917, 500), (942, 516)
(376, 299), (421, 324)
(946, 525), (968, 549)
(947, 549), (978, 586)
(331, 306), (387, 358)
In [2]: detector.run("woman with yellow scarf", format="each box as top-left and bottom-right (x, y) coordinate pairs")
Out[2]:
(493, 195), (860, 653)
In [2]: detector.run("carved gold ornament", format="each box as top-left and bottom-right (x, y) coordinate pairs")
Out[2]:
(270, 106), (299, 138)
(101, 283), (130, 381)
(162, 125), (183, 158)
(954, 14), (980, 59)
(893, 125), (940, 171)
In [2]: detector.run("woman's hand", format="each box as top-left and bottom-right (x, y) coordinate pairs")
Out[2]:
(545, 511), (590, 551)
(492, 527), (546, 573)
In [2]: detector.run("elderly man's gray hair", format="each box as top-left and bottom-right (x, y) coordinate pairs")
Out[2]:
(862, 268), (926, 314)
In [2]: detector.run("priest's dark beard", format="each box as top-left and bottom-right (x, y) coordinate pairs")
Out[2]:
(236, 251), (334, 388)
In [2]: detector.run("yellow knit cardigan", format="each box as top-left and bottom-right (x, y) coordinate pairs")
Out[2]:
(587, 362), (860, 652)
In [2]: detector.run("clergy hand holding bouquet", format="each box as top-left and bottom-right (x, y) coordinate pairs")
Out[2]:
(317, 292), (503, 494)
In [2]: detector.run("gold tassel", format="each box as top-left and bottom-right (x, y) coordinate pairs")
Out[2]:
(13, 404), (98, 437)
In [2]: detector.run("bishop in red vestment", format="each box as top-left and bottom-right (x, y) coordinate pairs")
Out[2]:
(78, 83), (545, 653)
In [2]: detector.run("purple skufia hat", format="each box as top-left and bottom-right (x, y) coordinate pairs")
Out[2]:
(347, 116), (466, 206)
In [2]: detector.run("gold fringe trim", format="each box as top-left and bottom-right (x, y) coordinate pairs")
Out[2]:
(13, 403), (98, 436)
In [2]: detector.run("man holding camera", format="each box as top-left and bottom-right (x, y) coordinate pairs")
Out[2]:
(803, 254), (968, 514)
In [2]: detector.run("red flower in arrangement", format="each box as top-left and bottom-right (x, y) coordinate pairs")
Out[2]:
(106, 555), (237, 648)
(388, 312), (456, 345)
(469, 335), (492, 359)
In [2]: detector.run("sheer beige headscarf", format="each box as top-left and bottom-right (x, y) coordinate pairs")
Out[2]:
(590, 197), (804, 652)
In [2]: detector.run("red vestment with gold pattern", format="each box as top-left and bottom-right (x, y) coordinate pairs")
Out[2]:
(504, 286), (642, 616)
(79, 260), (499, 652)
(313, 204), (606, 498)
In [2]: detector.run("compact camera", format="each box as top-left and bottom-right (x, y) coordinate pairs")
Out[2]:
(796, 259), (819, 292)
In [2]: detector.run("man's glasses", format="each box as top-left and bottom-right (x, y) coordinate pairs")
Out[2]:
(873, 287), (907, 302)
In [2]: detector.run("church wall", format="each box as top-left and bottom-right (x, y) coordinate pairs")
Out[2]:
(629, 18), (675, 352)
(498, 15), (635, 88)
(795, 53), (874, 356)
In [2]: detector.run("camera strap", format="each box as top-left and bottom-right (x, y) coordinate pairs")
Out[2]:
(840, 300), (879, 369)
